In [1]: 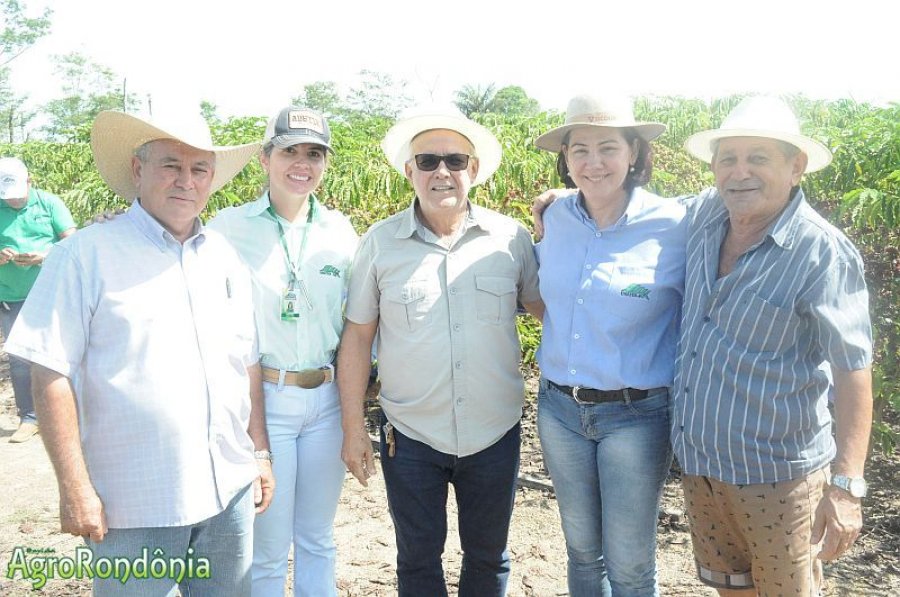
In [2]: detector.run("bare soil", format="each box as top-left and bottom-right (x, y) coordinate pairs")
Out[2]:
(0, 365), (897, 596)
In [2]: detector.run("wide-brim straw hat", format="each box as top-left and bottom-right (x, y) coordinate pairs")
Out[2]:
(535, 94), (666, 152)
(91, 111), (260, 199)
(381, 103), (502, 186)
(684, 96), (832, 173)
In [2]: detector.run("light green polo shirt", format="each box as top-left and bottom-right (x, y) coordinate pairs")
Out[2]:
(0, 187), (76, 301)
(208, 192), (359, 371)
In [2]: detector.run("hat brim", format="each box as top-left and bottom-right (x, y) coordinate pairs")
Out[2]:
(381, 114), (502, 186)
(269, 134), (335, 154)
(90, 111), (260, 200)
(535, 121), (666, 153)
(684, 129), (833, 173)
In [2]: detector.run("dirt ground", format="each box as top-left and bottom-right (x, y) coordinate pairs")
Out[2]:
(0, 366), (897, 596)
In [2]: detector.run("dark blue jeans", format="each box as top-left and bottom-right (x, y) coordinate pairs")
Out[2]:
(380, 416), (520, 597)
(0, 300), (35, 424)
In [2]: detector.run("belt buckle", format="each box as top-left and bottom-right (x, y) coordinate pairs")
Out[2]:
(571, 385), (583, 403)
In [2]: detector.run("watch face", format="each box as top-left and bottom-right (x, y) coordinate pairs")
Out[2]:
(849, 478), (867, 498)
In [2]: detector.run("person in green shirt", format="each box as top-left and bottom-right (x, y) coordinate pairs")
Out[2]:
(0, 157), (76, 443)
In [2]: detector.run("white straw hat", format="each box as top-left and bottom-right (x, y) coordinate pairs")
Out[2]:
(535, 94), (666, 152)
(684, 96), (832, 173)
(91, 111), (260, 199)
(381, 103), (502, 186)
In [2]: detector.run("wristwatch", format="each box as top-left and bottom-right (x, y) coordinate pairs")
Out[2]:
(831, 474), (867, 498)
(254, 450), (274, 463)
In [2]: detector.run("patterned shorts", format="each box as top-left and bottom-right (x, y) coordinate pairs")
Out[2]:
(681, 469), (827, 596)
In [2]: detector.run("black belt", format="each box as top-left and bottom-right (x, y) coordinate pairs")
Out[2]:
(548, 380), (650, 404)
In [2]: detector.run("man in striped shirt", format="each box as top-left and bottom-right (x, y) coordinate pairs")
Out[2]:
(673, 96), (873, 596)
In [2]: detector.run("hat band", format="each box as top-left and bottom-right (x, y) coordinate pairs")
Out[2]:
(567, 112), (635, 125)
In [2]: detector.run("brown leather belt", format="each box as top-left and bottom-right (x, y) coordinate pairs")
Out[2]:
(261, 365), (333, 389)
(548, 380), (649, 404)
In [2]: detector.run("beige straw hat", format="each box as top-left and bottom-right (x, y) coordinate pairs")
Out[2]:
(684, 96), (832, 172)
(381, 103), (502, 186)
(91, 111), (260, 199)
(535, 94), (666, 152)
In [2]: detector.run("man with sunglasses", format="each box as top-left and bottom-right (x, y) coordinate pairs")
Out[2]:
(337, 104), (543, 596)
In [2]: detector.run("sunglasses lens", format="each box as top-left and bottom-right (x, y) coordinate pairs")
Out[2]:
(414, 154), (470, 171)
(444, 154), (469, 170)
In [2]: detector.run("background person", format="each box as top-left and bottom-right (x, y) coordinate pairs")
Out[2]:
(533, 94), (686, 597)
(208, 106), (358, 597)
(0, 156), (75, 443)
(5, 110), (272, 596)
(337, 104), (543, 597)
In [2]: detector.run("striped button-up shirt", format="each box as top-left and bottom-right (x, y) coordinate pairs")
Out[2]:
(6, 201), (260, 528)
(672, 188), (872, 484)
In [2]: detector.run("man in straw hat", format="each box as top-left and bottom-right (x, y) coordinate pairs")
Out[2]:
(673, 96), (873, 596)
(337, 104), (543, 596)
(5, 110), (274, 595)
(0, 156), (76, 443)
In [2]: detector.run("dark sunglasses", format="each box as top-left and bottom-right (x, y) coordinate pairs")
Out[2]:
(413, 153), (472, 172)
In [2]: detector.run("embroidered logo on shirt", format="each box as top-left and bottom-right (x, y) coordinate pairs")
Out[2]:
(319, 265), (341, 278)
(621, 283), (651, 301)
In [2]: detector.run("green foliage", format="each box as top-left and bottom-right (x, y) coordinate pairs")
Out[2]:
(1, 95), (897, 450)
(454, 84), (541, 118)
(292, 81), (343, 118)
(0, 0), (52, 67)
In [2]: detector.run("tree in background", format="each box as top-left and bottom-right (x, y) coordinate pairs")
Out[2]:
(345, 69), (412, 119)
(200, 100), (221, 126)
(42, 52), (140, 142)
(0, 0), (52, 142)
(292, 81), (342, 118)
(455, 84), (497, 117)
(453, 84), (540, 117)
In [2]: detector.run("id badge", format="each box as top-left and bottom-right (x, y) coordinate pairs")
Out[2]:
(281, 286), (301, 320)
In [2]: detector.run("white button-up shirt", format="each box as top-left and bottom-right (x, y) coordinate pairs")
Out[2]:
(6, 201), (259, 528)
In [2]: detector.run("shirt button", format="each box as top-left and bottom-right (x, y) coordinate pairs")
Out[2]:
(573, 333), (580, 339)
(691, 351), (697, 358)
(455, 361), (462, 369)
(576, 298), (584, 305)
(703, 316), (710, 322)
(457, 397), (464, 404)
(569, 369), (576, 375)
(453, 324), (461, 332)
(584, 264), (591, 269)
(684, 387), (690, 393)
(450, 287), (458, 295)
(595, 232), (602, 238)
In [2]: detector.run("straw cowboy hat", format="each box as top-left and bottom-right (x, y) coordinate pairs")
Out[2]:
(381, 103), (502, 186)
(535, 94), (666, 152)
(91, 111), (260, 199)
(684, 96), (833, 173)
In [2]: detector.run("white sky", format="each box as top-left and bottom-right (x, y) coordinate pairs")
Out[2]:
(10, 0), (900, 120)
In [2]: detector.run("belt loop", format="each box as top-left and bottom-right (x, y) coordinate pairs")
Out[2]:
(277, 368), (286, 392)
(623, 388), (632, 405)
(324, 363), (335, 384)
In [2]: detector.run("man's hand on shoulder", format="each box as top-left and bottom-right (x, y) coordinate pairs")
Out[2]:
(531, 188), (569, 238)
(812, 484), (863, 560)
(342, 422), (375, 487)
(59, 484), (107, 542)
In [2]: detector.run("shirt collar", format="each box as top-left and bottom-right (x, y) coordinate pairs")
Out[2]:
(572, 187), (644, 228)
(128, 199), (205, 250)
(701, 187), (806, 250)
(396, 197), (479, 241)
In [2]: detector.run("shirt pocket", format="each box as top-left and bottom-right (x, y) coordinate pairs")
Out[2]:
(475, 275), (517, 324)
(383, 281), (433, 332)
(720, 291), (797, 355)
(608, 265), (657, 323)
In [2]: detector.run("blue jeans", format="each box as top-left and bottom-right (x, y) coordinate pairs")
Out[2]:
(1, 300), (35, 424)
(537, 378), (672, 597)
(87, 483), (254, 596)
(380, 416), (520, 597)
(251, 381), (345, 597)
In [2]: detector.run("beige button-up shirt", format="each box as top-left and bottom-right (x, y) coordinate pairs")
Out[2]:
(346, 199), (540, 456)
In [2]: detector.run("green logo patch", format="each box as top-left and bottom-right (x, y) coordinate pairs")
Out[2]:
(319, 265), (341, 278)
(621, 283), (651, 301)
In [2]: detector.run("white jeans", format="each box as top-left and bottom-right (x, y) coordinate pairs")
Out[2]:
(251, 380), (346, 597)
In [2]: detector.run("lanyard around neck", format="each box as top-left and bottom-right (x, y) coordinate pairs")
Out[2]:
(267, 195), (317, 283)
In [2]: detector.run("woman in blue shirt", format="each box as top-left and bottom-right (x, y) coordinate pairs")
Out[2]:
(533, 94), (686, 597)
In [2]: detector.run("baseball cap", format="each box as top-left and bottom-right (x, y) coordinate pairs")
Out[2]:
(263, 107), (333, 153)
(0, 157), (29, 200)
